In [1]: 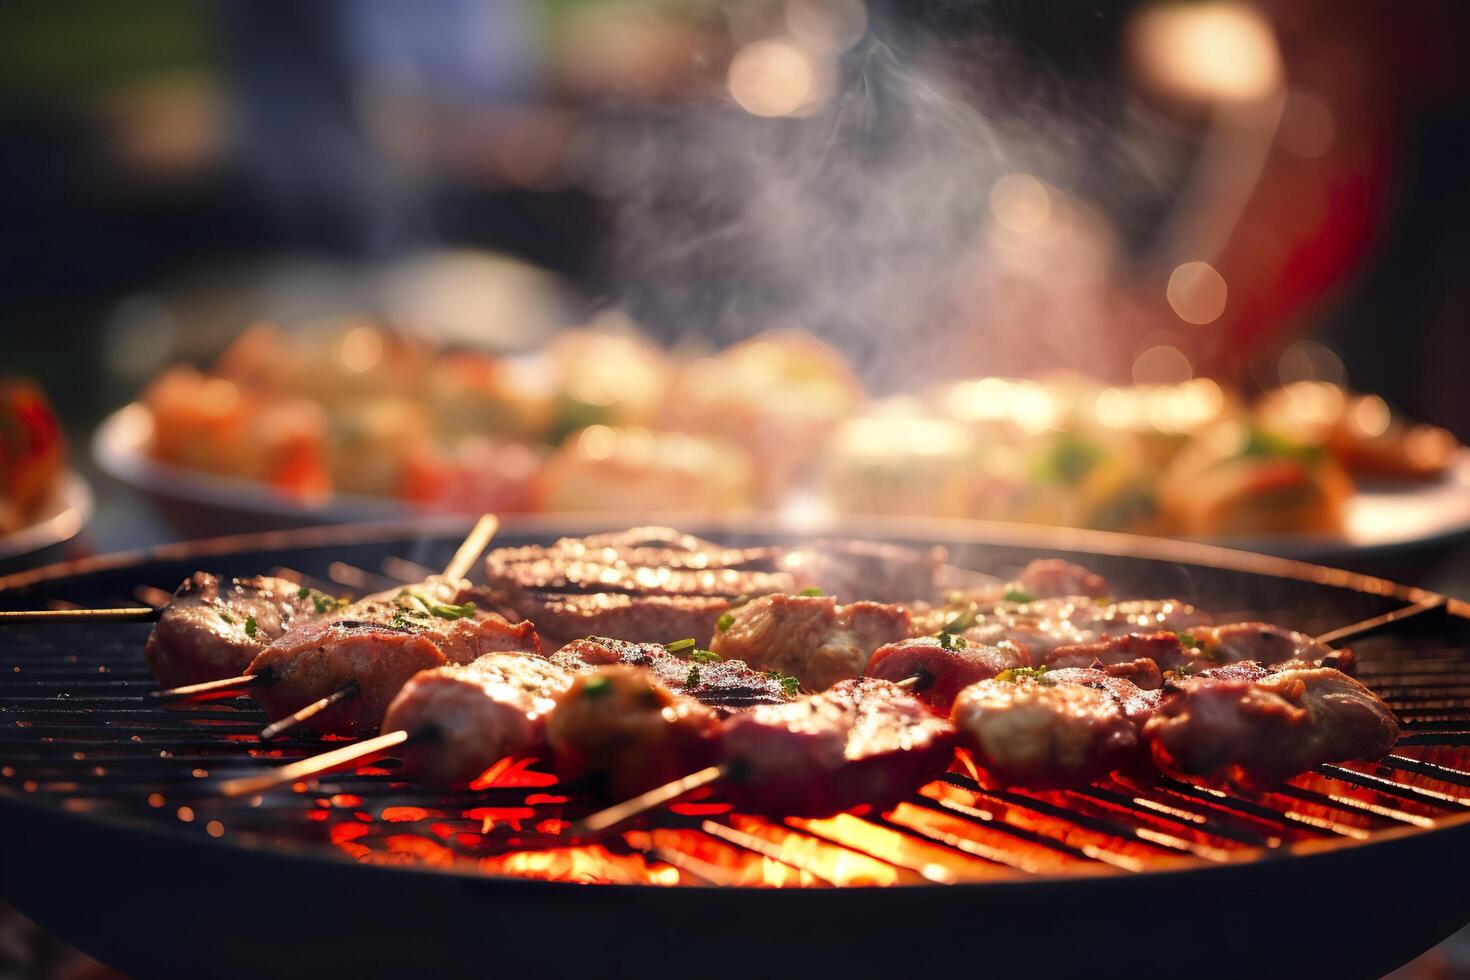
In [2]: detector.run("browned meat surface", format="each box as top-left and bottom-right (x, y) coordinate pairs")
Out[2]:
(951, 674), (1140, 786)
(552, 636), (791, 706)
(1013, 559), (1109, 599)
(383, 653), (572, 787)
(865, 635), (1029, 712)
(928, 597), (1212, 665)
(1144, 663), (1400, 787)
(1192, 622), (1353, 672)
(719, 677), (956, 817)
(482, 527), (966, 647)
(144, 573), (320, 687)
(709, 593), (912, 690)
(1047, 631), (1189, 671)
(546, 665), (721, 798)
(1044, 667), (1164, 729)
(247, 611), (541, 735)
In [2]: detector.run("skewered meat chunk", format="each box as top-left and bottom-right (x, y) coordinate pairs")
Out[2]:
(719, 677), (956, 817)
(709, 594), (911, 691)
(247, 612), (541, 736)
(552, 636), (791, 706)
(951, 674), (1142, 787)
(865, 635), (1030, 712)
(1144, 663), (1399, 788)
(144, 574), (322, 688)
(940, 597), (1212, 665)
(1046, 631), (1188, 671)
(510, 592), (733, 649)
(1044, 667), (1164, 730)
(1013, 559), (1110, 600)
(1192, 622), (1352, 672)
(383, 653), (573, 787)
(547, 666), (721, 798)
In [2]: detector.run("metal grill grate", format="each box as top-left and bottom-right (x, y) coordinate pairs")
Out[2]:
(3, 534), (1470, 890)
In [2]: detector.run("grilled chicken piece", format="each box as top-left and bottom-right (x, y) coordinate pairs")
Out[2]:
(865, 635), (1030, 712)
(1047, 631), (1191, 671)
(936, 597), (1212, 666)
(247, 611), (541, 736)
(1192, 622), (1354, 673)
(951, 673), (1143, 787)
(1044, 667), (1164, 730)
(144, 573), (321, 688)
(1012, 559), (1110, 600)
(383, 652), (573, 787)
(709, 593), (912, 691)
(546, 666), (721, 798)
(1144, 663), (1399, 788)
(720, 677), (957, 817)
(552, 636), (791, 706)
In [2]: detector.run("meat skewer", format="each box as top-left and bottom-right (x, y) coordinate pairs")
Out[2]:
(221, 639), (782, 797)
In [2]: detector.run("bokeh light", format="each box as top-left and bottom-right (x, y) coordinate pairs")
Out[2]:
(728, 39), (815, 117)
(1128, 1), (1282, 104)
(1131, 345), (1194, 385)
(1166, 261), (1228, 325)
(988, 173), (1052, 234)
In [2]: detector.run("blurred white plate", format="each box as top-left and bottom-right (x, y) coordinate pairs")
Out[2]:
(94, 401), (1470, 557)
(0, 471), (94, 561)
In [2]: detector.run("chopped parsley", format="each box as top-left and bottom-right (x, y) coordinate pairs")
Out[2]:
(996, 665), (1050, 684)
(298, 586), (310, 599)
(937, 631), (967, 651)
(582, 675), (612, 698)
(665, 638), (697, 654)
(244, 615), (257, 638)
(427, 600), (476, 620)
(797, 587), (825, 597)
(689, 648), (722, 664)
(1175, 631), (1199, 650)
(685, 665), (701, 688)
(774, 673), (801, 697)
(715, 612), (735, 633)
(1002, 589), (1035, 604)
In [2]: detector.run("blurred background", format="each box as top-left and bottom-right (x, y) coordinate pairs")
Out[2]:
(0, 0), (1468, 973)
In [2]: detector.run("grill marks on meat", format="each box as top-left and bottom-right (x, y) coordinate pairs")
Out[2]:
(1144, 663), (1399, 788)
(719, 677), (957, 817)
(482, 527), (959, 648)
(384, 653), (573, 787)
(144, 573), (320, 688)
(710, 594), (912, 691)
(547, 666), (721, 799)
(865, 635), (1030, 712)
(952, 676), (1142, 787)
(552, 636), (791, 707)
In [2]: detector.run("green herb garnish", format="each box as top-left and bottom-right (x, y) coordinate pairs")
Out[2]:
(298, 586), (311, 599)
(427, 601), (476, 620)
(1176, 631), (1199, 650)
(1002, 589), (1035, 604)
(996, 665), (1050, 684)
(715, 612), (735, 633)
(689, 649), (722, 664)
(937, 604), (977, 635)
(244, 615), (257, 638)
(777, 674), (800, 697)
(665, 638), (697, 654)
(582, 675), (612, 698)
(685, 665), (702, 688)
(937, 632), (967, 651)
(797, 587), (824, 597)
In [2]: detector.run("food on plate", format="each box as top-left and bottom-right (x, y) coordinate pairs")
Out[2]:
(0, 379), (66, 533)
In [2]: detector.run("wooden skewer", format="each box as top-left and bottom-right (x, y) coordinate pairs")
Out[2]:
(0, 607), (159, 624)
(149, 672), (269, 703)
(259, 680), (360, 742)
(217, 728), (415, 798)
(572, 765), (727, 837)
(1314, 596), (1447, 647)
(249, 515), (500, 742)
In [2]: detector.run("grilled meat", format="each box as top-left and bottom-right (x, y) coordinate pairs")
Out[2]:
(247, 608), (541, 736)
(709, 593), (912, 691)
(1192, 622), (1354, 673)
(552, 636), (791, 706)
(144, 573), (321, 688)
(865, 635), (1030, 711)
(1013, 558), (1110, 600)
(509, 592), (733, 650)
(383, 652), (573, 787)
(951, 672), (1146, 786)
(1144, 662), (1399, 788)
(719, 677), (957, 817)
(547, 666), (721, 798)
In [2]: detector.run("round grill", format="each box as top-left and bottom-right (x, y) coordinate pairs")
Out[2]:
(2, 518), (1468, 978)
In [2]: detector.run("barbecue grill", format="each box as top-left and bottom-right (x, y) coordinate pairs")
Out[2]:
(2, 516), (1468, 979)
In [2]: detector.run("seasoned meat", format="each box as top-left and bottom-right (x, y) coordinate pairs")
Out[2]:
(939, 597), (1212, 665)
(1044, 667), (1164, 730)
(719, 677), (957, 817)
(1193, 622), (1353, 673)
(865, 635), (1030, 712)
(951, 675), (1140, 787)
(247, 612), (541, 736)
(144, 573), (320, 688)
(1013, 559), (1110, 600)
(384, 653), (573, 787)
(1144, 663), (1400, 788)
(552, 636), (791, 706)
(546, 665), (721, 798)
(709, 593), (912, 691)
(482, 527), (963, 647)
(1047, 631), (1190, 672)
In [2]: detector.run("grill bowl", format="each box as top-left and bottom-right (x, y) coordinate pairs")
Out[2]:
(2, 516), (1468, 979)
